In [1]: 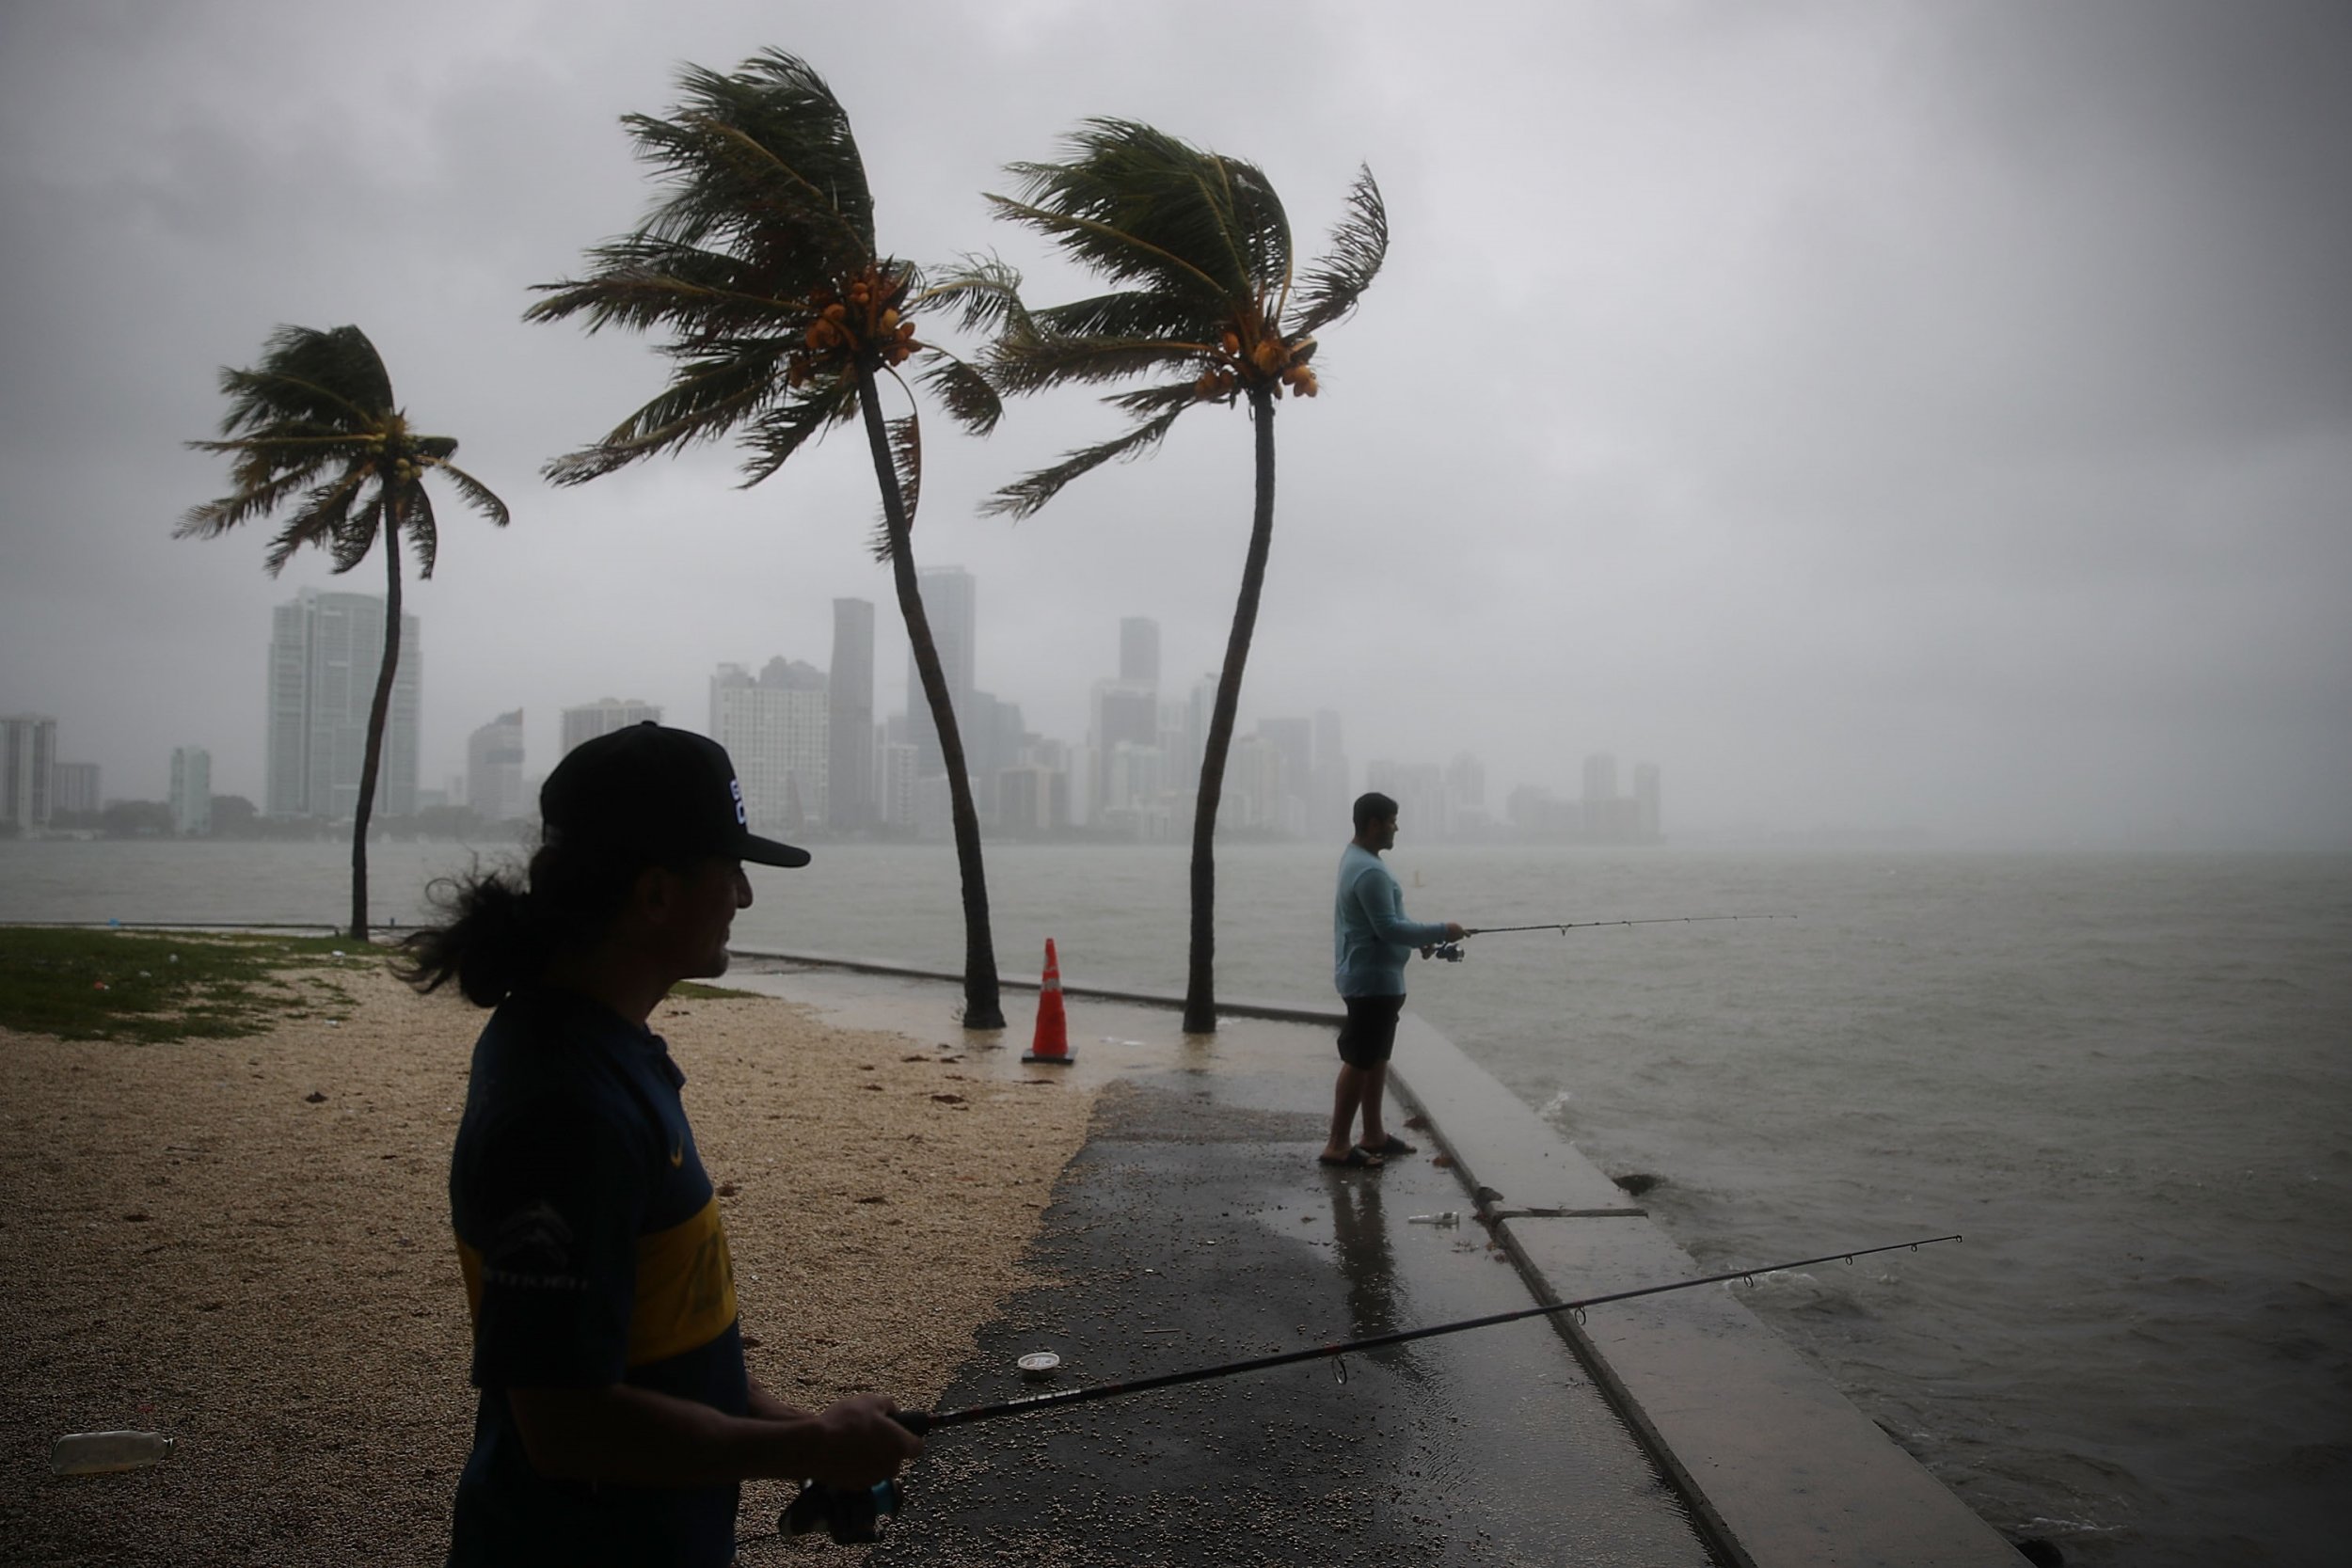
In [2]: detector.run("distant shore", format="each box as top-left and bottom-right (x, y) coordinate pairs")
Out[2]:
(0, 960), (1097, 1566)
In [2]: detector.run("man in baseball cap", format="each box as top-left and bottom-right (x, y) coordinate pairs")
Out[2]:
(402, 724), (918, 1566)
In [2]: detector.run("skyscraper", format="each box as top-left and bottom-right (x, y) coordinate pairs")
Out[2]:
(1256, 717), (1313, 834)
(904, 566), (975, 779)
(467, 710), (528, 821)
(265, 590), (420, 820)
(711, 659), (829, 829)
(51, 762), (100, 816)
(1089, 680), (1159, 815)
(1312, 708), (1349, 833)
(1634, 762), (1662, 842)
(169, 747), (212, 835)
(560, 698), (662, 757)
(1, 715), (56, 832)
(829, 597), (876, 829)
(1119, 616), (1160, 688)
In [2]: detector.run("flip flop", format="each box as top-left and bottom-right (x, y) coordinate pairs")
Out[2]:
(1366, 1134), (1418, 1157)
(1317, 1148), (1384, 1169)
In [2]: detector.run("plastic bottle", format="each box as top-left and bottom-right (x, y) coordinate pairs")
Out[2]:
(1406, 1211), (1461, 1227)
(50, 1432), (174, 1475)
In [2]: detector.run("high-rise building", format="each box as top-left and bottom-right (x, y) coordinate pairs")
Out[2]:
(51, 760), (101, 816)
(1633, 762), (1662, 842)
(169, 747), (213, 835)
(1312, 708), (1349, 834)
(878, 738), (918, 829)
(1581, 752), (1618, 810)
(1224, 734), (1286, 832)
(711, 659), (829, 830)
(1120, 616), (1160, 688)
(1445, 751), (1490, 837)
(560, 698), (662, 757)
(904, 565), (976, 779)
(265, 589), (420, 820)
(1257, 717), (1313, 834)
(1, 715), (57, 832)
(467, 710), (528, 821)
(1089, 680), (1159, 814)
(828, 598), (876, 829)
(1366, 759), (1446, 839)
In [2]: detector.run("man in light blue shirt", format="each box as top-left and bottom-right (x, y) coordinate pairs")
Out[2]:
(1325, 791), (1463, 1168)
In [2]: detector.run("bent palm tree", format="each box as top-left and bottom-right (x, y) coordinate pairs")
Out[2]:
(181, 324), (511, 941)
(527, 49), (1011, 1029)
(982, 120), (1386, 1034)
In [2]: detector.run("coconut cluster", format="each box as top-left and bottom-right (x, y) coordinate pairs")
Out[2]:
(1194, 321), (1319, 403)
(788, 263), (921, 388)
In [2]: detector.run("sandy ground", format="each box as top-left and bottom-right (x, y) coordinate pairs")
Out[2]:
(0, 962), (1098, 1566)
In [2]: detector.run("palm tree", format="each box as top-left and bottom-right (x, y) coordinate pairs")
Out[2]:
(526, 49), (1012, 1029)
(181, 324), (511, 941)
(981, 120), (1387, 1034)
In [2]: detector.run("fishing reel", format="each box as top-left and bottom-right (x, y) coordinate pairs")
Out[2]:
(1422, 942), (1466, 962)
(779, 1478), (901, 1544)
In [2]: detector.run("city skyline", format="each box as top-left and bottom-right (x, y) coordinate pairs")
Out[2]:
(0, 583), (1666, 842)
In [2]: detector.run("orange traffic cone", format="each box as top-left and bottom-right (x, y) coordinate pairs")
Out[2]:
(1025, 938), (1073, 1064)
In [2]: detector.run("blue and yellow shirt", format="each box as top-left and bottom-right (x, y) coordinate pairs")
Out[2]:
(448, 987), (747, 1567)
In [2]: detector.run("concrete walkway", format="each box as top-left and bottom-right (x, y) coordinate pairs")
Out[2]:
(728, 958), (2024, 1568)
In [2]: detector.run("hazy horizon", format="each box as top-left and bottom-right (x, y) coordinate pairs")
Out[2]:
(5, 1), (2347, 851)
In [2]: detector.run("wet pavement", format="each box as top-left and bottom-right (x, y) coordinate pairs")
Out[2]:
(731, 962), (1714, 1567)
(876, 1068), (1717, 1567)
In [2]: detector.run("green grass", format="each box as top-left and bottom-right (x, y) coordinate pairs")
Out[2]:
(668, 980), (763, 1001)
(0, 927), (382, 1044)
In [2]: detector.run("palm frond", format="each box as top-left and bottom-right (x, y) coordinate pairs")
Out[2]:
(986, 194), (1232, 313)
(1105, 380), (1209, 417)
(1288, 166), (1388, 337)
(395, 487), (441, 579)
(217, 325), (394, 434)
(525, 241), (809, 337)
(982, 394), (1194, 519)
(624, 51), (874, 268)
(914, 350), (1003, 436)
(994, 119), (1289, 306)
(426, 460), (513, 530)
(1025, 289), (1216, 345)
(260, 467), (372, 576)
(737, 377), (860, 487)
(175, 465), (322, 540)
(327, 493), (386, 576)
(543, 341), (795, 485)
(914, 253), (1033, 340)
(990, 333), (1206, 394)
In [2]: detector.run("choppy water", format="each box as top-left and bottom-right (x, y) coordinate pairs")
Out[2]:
(6, 837), (2347, 1565)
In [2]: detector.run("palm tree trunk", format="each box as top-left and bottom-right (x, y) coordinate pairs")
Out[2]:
(349, 525), (402, 942)
(1183, 388), (1279, 1035)
(855, 367), (1005, 1030)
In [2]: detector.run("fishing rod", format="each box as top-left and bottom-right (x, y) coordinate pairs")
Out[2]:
(1470, 914), (1792, 935)
(784, 1233), (1961, 1541)
(1423, 912), (1793, 960)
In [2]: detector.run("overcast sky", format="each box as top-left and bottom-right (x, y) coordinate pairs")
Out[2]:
(4, 0), (2346, 847)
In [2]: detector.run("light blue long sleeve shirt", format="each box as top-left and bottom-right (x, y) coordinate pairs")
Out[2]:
(1333, 843), (1449, 997)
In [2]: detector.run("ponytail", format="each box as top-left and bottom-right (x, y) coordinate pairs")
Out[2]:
(395, 837), (664, 1006)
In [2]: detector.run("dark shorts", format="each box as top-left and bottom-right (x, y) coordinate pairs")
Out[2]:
(1337, 994), (1406, 1069)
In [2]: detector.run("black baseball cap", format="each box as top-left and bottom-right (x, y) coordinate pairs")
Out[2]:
(540, 721), (811, 868)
